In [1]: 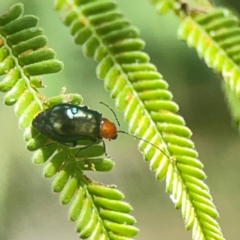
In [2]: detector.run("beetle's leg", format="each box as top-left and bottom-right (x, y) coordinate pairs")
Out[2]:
(56, 142), (77, 147)
(101, 139), (110, 158)
(71, 141), (78, 147)
(44, 141), (55, 147)
(45, 141), (78, 148)
(75, 139), (98, 157)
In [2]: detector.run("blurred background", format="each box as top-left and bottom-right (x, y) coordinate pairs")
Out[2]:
(0, 0), (240, 239)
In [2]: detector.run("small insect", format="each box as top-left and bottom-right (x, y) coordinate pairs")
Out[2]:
(32, 102), (169, 158)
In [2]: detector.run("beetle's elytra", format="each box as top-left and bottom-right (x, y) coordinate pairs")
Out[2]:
(32, 103), (118, 147)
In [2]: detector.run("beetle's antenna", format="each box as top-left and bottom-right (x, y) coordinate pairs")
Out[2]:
(117, 130), (170, 159)
(99, 101), (120, 127)
(99, 102), (170, 159)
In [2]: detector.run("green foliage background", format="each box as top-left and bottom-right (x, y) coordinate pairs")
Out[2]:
(1, 0), (240, 239)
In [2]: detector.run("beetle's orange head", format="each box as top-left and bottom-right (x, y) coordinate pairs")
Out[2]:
(100, 118), (118, 140)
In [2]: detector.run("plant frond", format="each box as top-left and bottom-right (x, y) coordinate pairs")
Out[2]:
(1, 3), (139, 239)
(0, 3), (64, 146)
(55, 0), (224, 239)
(178, 9), (240, 123)
(52, 173), (139, 239)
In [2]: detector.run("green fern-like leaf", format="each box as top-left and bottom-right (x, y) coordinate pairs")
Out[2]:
(178, 9), (240, 120)
(1, 3), (139, 239)
(55, 0), (224, 239)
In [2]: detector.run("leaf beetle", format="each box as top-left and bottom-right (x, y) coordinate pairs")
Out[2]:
(32, 102), (169, 158)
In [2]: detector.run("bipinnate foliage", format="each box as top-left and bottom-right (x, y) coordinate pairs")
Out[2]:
(151, 3), (240, 132)
(177, 8), (240, 125)
(54, 0), (225, 239)
(0, 3), (139, 240)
